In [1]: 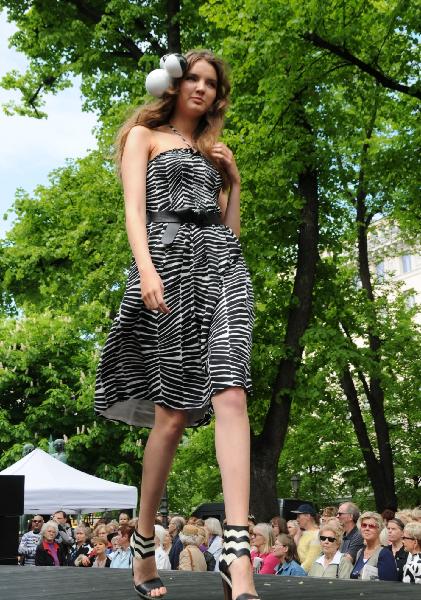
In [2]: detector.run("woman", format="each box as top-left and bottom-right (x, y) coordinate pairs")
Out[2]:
(270, 516), (287, 538)
(205, 517), (223, 571)
(402, 521), (421, 584)
(90, 537), (112, 568)
(350, 511), (397, 581)
(308, 523), (352, 579)
(154, 525), (171, 570)
(69, 526), (92, 565)
(287, 520), (302, 547)
(320, 507), (337, 526)
(34, 521), (67, 566)
(387, 518), (408, 581)
(250, 523), (278, 575)
(272, 534), (306, 577)
(178, 524), (207, 572)
(94, 49), (256, 600)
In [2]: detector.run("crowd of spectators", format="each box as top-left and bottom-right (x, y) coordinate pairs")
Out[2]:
(16, 504), (421, 585)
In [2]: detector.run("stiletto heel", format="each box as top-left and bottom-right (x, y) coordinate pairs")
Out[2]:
(130, 529), (166, 599)
(219, 525), (260, 600)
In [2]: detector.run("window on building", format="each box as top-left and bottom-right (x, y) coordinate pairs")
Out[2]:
(402, 255), (412, 273)
(406, 295), (416, 309)
(376, 261), (385, 277)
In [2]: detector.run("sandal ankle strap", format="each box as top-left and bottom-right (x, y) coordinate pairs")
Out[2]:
(130, 529), (155, 560)
(220, 525), (251, 569)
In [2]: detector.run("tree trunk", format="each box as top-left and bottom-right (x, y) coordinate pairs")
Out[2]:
(167, 0), (181, 53)
(250, 162), (319, 521)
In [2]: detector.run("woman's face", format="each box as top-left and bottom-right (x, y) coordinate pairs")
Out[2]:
(94, 541), (106, 556)
(387, 522), (403, 544)
(271, 522), (280, 537)
(163, 532), (171, 549)
(320, 530), (339, 554)
(360, 519), (380, 543)
(287, 522), (297, 536)
(402, 531), (420, 554)
(176, 59), (218, 118)
(43, 526), (56, 543)
(75, 530), (86, 545)
(96, 526), (108, 541)
(251, 528), (265, 552)
(271, 538), (287, 559)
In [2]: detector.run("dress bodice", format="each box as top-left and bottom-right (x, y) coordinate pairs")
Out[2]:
(146, 148), (223, 213)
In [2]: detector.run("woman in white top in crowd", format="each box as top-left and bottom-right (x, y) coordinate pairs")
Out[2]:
(154, 525), (171, 570)
(402, 522), (421, 584)
(204, 517), (223, 571)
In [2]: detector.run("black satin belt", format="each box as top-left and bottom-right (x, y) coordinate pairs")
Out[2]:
(146, 209), (222, 246)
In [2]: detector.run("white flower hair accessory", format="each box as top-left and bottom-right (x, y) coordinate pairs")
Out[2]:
(145, 53), (188, 97)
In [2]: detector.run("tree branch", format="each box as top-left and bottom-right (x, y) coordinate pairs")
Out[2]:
(303, 32), (421, 100)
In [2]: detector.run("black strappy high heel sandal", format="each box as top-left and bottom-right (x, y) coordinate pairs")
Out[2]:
(130, 529), (166, 599)
(219, 525), (260, 600)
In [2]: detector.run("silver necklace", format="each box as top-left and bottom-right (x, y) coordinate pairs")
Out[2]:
(168, 124), (195, 149)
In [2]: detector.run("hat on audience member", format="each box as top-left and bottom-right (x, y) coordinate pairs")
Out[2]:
(291, 503), (317, 516)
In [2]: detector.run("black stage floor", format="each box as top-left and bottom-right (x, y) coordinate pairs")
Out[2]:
(0, 566), (418, 600)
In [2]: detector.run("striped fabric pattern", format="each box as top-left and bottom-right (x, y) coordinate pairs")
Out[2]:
(95, 148), (254, 428)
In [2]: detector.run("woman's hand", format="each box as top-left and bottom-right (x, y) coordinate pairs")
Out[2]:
(140, 265), (170, 313)
(210, 143), (240, 186)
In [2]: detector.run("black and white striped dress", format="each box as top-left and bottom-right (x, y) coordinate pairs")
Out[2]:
(95, 147), (254, 428)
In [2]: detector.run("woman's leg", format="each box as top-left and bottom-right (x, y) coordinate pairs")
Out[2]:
(134, 405), (187, 597)
(212, 387), (258, 599)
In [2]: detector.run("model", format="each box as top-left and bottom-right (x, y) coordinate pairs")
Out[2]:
(95, 49), (258, 600)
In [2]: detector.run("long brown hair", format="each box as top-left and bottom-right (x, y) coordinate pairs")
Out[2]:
(115, 50), (231, 186)
(277, 534), (300, 563)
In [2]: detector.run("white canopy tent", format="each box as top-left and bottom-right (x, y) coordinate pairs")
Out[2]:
(0, 448), (138, 514)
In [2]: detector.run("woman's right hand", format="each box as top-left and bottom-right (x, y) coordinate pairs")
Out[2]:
(140, 265), (170, 313)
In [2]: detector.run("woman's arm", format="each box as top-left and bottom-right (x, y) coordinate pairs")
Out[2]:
(122, 125), (169, 313)
(211, 143), (241, 238)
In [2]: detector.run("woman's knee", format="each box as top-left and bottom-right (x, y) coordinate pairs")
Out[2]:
(154, 407), (187, 439)
(212, 387), (247, 418)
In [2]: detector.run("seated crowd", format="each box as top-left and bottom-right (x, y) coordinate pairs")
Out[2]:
(17, 504), (421, 584)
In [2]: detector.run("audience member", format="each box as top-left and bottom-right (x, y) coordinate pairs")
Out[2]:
(250, 523), (278, 575)
(69, 526), (92, 565)
(118, 512), (130, 526)
(162, 529), (172, 554)
(88, 537), (111, 568)
(402, 522), (421, 584)
(387, 518), (408, 581)
(154, 525), (171, 570)
(350, 511), (397, 581)
(272, 534), (307, 577)
(320, 507), (337, 525)
(18, 515), (44, 566)
(287, 519), (302, 546)
(291, 504), (321, 573)
(412, 507), (421, 523)
(308, 522), (352, 579)
(178, 524), (207, 572)
(270, 516), (288, 537)
(168, 516), (185, 569)
(204, 517), (223, 571)
(53, 511), (74, 550)
(337, 502), (364, 562)
(35, 521), (67, 566)
(110, 524), (134, 568)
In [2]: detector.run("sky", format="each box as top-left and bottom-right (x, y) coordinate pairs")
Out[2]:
(0, 11), (97, 238)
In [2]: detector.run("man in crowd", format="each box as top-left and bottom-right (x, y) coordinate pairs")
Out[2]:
(110, 524), (135, 568)
(338, 502), (364, 562)
(168, 515), (185, 570)
(53, 510), (74, 552)
(18, 515), (44, 566)
(292, 504), (321, 573)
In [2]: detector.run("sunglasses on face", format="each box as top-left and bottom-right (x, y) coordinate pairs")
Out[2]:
(361, 522), (377, 530)
(320, 535), (336, 543)
(402, 536), (416, 541)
